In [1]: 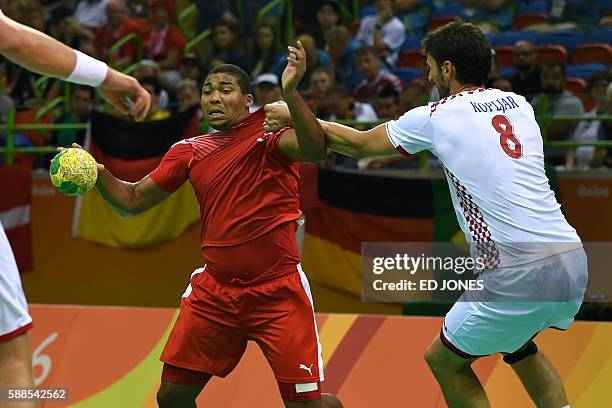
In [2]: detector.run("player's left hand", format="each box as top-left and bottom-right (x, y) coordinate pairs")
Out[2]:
(264, 101), (291, 132)
(282, 40), (307, 93)
(97, 69), (151, 121)
(55, 143), (105, 171)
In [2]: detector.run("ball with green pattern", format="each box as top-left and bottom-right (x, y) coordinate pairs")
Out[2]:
(49, 148), (98, 196)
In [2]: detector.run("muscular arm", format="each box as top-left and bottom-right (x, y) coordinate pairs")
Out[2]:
(95, 169), (173, 216)
(321, 121), (399, 159)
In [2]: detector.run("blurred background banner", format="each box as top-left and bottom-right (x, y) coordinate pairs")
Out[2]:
(73, 108), (201, 249)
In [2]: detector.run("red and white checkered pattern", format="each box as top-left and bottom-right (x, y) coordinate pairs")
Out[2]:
(444, 166), (500, 269)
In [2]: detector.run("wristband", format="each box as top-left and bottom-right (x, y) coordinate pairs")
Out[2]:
(65, 50), (108, 87)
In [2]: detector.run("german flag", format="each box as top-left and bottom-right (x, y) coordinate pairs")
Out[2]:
(301, 168), (438, 297)
(73, 106), (201, 249)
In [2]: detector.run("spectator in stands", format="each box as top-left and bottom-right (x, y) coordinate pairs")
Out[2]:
(303, 67), (334, 115)
(373, 88), (401, 119)
(73, 0), (110, 30)
(144, 0), (186, 87)
(312, 0), (341, 49)
(510, 41), (542, 99)
(459, 0), (515, 33)
(531, 61), (584, 166)
(23, 3), (45, 32)
(95, 0), (140, 68)
(324, 25), (362, 93)
(211, 19), (252, 73)
(324, 84), (379, 168)
(0, 57), (14, 124)
(48, 6), (94, 50)
(251, 21), (281, 78)
(178, 53), (202, 87)
(192, 0), (238, 34)
(272, 34), (330, 92)
(127, 0), (149, 18)
(490, 76), (512, 92)
(399, 82), (427, 113)
(566, 71), (612, 169)
(527, 0), (606, 32)
(54, 85), (94, 147)
(139, 76), (170, 121)
(134, 59), (170, 109)
(251, 73), (282, 111)
(353, 45), (404, 102)
(588, 82), (612, 168)
(355, 0), (405, 67)
(176, 79), (201, 113)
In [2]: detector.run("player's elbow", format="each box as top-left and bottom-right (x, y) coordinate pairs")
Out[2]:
(301, 148), (327, 163)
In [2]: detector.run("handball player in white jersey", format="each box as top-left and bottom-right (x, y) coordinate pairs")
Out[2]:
(0, 8), (150, 405)
(264, 21), (586, 408)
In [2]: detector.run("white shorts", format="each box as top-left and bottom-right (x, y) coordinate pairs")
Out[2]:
(442, 247), (588, 357)
(0, 224), (32, 341)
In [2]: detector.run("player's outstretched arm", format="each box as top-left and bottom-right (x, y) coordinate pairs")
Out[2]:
(277, 41), (327, 163)
(265, 101), (399, 159)
(0, 11), (150, 120)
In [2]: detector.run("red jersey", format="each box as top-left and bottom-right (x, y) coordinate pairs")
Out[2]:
(149, 109), (301, 283)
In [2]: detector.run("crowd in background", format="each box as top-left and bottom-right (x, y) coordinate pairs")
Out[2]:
(0, 0), (610, 170)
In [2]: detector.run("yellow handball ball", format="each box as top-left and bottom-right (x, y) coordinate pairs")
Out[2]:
(49, 148), (98, 196)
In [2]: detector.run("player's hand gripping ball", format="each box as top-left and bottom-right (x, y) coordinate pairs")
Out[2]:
(49, 148), (98, 196)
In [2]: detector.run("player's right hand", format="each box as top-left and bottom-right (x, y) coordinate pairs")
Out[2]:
(56, 143), (105, 171)
(282, 40), (307, 93)
(264, 101), (292, 132)
(98, 69), (151, 121)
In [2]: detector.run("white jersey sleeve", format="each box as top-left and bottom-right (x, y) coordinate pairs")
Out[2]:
(385, 105), (433, 154)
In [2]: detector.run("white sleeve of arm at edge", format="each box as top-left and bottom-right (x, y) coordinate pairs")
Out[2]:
(385, 105), (433, 154)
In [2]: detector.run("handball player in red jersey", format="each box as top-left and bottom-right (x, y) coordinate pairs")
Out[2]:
(90, 42), (343, 407)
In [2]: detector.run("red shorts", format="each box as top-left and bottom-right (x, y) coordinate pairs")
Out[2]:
(160, 264), (323, 399)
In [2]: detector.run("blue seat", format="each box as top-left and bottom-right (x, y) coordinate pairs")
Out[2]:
(360, 4), (376, 19)
(500, 66), (517, 77)
(566, 63), (607, 80)
(485, 32), (497, 46)
(401, 35), (423, 51)
(585, 28), (612, 45)
(391, 68), (421, 84)
(518, 0), (548, 14)
(495, 30), (539, 46)
(538, 30), (586, 53)
(433, 3), (468, 18)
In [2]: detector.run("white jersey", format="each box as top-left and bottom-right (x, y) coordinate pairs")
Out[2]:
(386, 87), (580, 268)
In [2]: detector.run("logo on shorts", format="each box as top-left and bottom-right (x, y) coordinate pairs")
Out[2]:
(299, 363), (314, 376)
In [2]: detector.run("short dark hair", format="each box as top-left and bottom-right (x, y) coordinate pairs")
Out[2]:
(206, 64), (251, 94)
(586, 70), (612, 93)
(139, 76), (162, 95)
(422, 21), (491, 86)
(542, 60), (566, 77)
(354, 45), (378, 59)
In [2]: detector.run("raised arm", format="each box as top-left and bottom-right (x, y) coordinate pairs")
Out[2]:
(265, 101), (399, 159)
(277, 41), (327, 163)
(0, 11), (150, 120)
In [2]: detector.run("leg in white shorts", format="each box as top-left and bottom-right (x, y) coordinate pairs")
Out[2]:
(442, 247), (588, 357)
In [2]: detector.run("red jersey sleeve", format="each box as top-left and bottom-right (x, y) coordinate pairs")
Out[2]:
(267, 128), (297, 166)
(149, 141), (192, 192)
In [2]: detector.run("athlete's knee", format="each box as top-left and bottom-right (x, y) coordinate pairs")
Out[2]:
(503, 341), (538, 365)
(424, 341), (443, 368)
(156, 383), (197, 408)
(321, 393), (343, 408)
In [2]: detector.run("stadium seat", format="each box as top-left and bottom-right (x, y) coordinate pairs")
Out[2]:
(494, 46), (515, 67)
(518, 0), (548, 14)
(572, 44), (612, 65)
(536, 45), (568, 64)
(538, 30), (586, 53)
(512, 13), (549, 30)
(391, 67), (421, 84)
(433, 3), (468, 18)
(566, 63), (607, 80)
(500, 66), (517, 78)
(585, 28), (612, 45)
(566, 77), (587, 95)
(360, 4), (376, 18)
(401, 35), (423, 51)
(347, 20), (360, 37)
(427, 16), (460, 32)
(495, 30), (539, 47)
(485, 32), (496, 46)
(398, 49), (424, 68)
